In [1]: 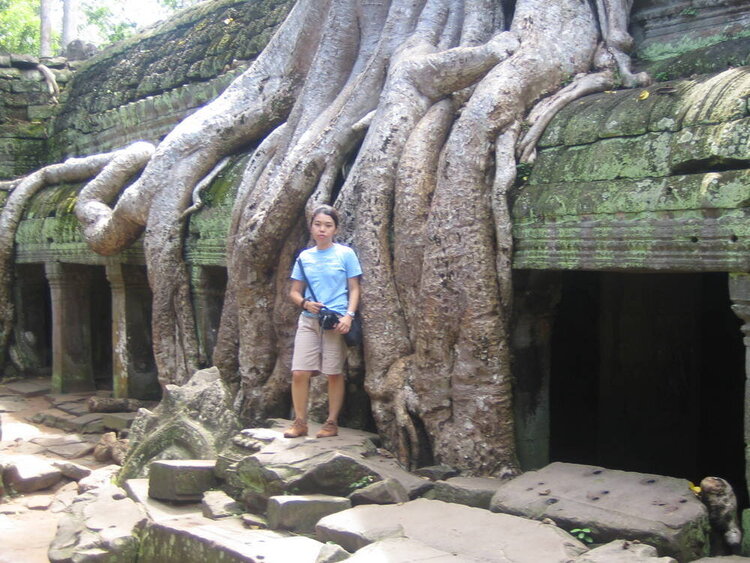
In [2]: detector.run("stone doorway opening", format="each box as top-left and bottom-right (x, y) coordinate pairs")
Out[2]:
(549, 271), (747, 507)
(14, 263), (52, 378)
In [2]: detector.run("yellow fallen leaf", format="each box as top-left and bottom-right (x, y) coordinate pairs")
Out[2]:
(638, 90), (650, 100)
(689, 481), (701, 495)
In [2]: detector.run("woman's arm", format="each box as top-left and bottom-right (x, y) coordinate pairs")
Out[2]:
(290, 279), (322, 314)
(336, 276), (360, 333)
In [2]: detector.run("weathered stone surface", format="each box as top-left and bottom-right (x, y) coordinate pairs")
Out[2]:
(234, 420), (430, 511)
(201, 489), (243, 519)
(48, 484), (147, 563)
(138, 514), (334, 563)
(692, 557), (750, 562)
(102, 412), (139, 431)
(489, 462), (709, 561)
(241, 512), (268, 529)
(346, 536), (482, 562)
(2, 455), (63, 493)
(149, 459), (218, 502)
(25, 494), (53, 510)
(429, 476), (507, 509)
(31, 434), (96, 459)
(52, 460), (92, 481)
(78, 464), (121, 493)
(573, 540), (677, 562)
(267, 494), (351, 533)
(317, 498), (588, 561)
(124, 478), (201, 522)
(119, 367), (241, 482)
(315, 542), (351, 563)
(2, 378), (51, 397)
(413, 464), (459, 481)
(349, 477), (409, 505)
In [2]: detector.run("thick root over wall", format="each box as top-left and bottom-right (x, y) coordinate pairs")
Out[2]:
(2, 0), (647, 475)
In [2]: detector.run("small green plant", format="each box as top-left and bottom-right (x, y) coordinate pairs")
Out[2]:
(570, 528), (594, 544)
(653, 71), (670, 82)
(515, 162), (533, 187)
(350, 475), (376, 490)
(680, 7), (697, 16)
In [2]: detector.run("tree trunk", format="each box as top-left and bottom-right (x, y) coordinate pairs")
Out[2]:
(62, 0), (78, 51)
(5, 0), (645, 475)
(39, 0), (54, 58)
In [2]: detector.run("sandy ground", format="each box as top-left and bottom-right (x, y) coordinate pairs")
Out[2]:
(0, 390), (106, 563)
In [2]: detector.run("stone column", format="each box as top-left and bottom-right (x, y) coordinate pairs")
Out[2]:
(729, 272), (750, 501)
(512, 271), (562, 470)
(45, 262), (95, 393)
(106, 263), (159, 400)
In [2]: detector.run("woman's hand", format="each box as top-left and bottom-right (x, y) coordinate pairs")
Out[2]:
(304, 301), (324, 314)
(335, 314), (352, 334)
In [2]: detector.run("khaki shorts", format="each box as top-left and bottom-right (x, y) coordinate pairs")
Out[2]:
(291, 314), (347, 375)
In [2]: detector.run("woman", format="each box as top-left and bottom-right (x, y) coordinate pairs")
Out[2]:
(284, 205), (362, 438)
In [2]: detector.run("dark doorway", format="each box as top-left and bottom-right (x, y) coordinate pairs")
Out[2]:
(14, 264), (52, 377)
(550, 271), (747, 507)
(90, 266), (113, 390)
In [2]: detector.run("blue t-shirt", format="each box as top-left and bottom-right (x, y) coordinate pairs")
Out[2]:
(291, 243), (362, 316)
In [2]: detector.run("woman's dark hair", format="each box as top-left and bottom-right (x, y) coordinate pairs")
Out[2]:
(310, 204), (339, 228)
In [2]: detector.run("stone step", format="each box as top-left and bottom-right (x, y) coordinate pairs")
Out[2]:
(148, 459), (218, 502)
(2, 378), (51, 397)
(30, 409), (105, 433)
(138, 514), (341, 563)
(489, 462), (709, 561)
(318, 498), (591, 561)
(101, 411), (138, 431)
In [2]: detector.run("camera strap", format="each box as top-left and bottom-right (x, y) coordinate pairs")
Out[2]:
(295, 258), (321, 304)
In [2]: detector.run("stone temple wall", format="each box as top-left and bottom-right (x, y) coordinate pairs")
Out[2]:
(0, 55), (72, 180)
(49, 0), (295, 160)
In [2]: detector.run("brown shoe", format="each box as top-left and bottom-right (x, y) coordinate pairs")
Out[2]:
(316, 420), (338, 438)
(283, 418), (308, 438)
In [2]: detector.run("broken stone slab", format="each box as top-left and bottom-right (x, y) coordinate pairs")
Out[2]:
(148, 459), (218, 502)
(2, 378), (51, 397)
(25, 493), (53, 510)
(30, 434), (96, 459)
(78, 464), (121, 493)
(53, 400), (90, 417)
(52, 460), (92, 481)
(102, 411), (138, 431)
(138, 513), (337, 563)
(29, 408), (77, 431)
(124, 478), (202, 522)
(202, 489), (243, 519)
(233, 422), (431, 511)
(317, 498), (588, 561)
(428, 475), (507, 509)
(50, 481), (79, 513)
(489, 462), (710, 561)
(413, 464), (460, 481)
(242, 512), (269, 529)
(67, 412), (106, 433)
(574, 540), (677, 562)
(349, 477), (409, 505)
(48, 484), (147, 563)
(2, 455), (63, 493)
(267, 494), (351, 533)
(346, 536), (484, 562)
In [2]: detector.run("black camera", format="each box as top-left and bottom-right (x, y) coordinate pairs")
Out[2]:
(318, 307), (340, 330)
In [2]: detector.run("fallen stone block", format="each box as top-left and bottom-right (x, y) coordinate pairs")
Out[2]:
(201, 489), (243, 519)
(25, 494), (53, 510)
(78, 464), (121, 493)
(2, 378), (51, 397)
(317, 498), (588, 561)
(349, 477), (409, 505)
(48, 484), (147, 563)
(3, 455), (63, 493)
(267, 494), (351, 533)
(574, 539), (677, 562)
(234, 423), (431, 511)
(68, 412), (106, 433)
(124, 478), (202, 522)
(52, 460), (92, 481)
(148, 459), (218, 502)
(347, 536), (482, 562)
(413, 464), (459, 481)
(489, 462), (710, 561)
(31, 434), (96, 459)
(242, 512), (269, 529)
(138, 514), (336, 563)
(102, 412), (138, 431)
(429, 475), (507, 509)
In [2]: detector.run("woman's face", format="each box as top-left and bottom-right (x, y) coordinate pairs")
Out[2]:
(311, 212), (338, 247)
